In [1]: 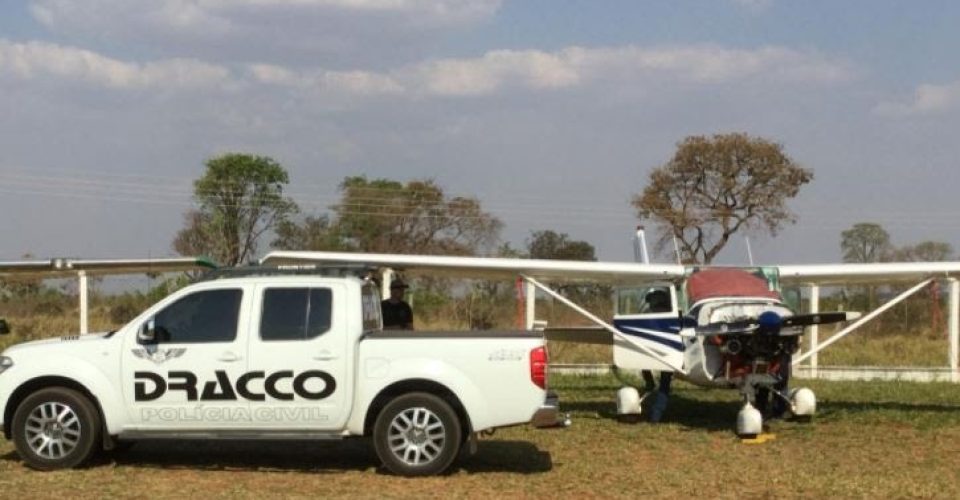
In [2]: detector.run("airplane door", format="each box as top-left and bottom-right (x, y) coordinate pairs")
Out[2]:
(612, 284), (685, 372)
(245, 284), (349, 431)
(121, 287), (250, 430)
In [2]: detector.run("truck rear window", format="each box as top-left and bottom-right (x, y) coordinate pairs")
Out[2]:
(260, 288), (333, 341)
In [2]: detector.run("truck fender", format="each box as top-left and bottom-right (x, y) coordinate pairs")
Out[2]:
(348, 358), (494, 435)
(3, 359), (127, 436)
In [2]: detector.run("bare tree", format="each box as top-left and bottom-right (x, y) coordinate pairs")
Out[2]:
(632, 133), (813, 264)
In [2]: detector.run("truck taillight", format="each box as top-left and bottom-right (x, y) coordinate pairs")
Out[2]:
(530, 346), (547, 389)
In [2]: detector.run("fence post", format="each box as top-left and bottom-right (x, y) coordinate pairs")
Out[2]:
(949, 278), (958, 383)
(809, 284), (819, 378)
(78, 270), (88, 334)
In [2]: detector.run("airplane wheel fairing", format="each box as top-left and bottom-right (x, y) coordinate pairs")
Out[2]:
(736, 402), (763, 437)
(12, 387), (101, 471)
(616, 387), (642, 423)
(789, 388), (816, 416)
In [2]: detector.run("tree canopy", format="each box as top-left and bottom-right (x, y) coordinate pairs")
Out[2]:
(632, 133), (813, 264)
(893, 240), (954, 262)
(840, 222), (892, 263)
(275, 176), (501, 255)
(173, 153), (297, 266)
(526, 230), (597, 261)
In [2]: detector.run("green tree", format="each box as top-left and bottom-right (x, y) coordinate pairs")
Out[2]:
(527, 230), (598, 261)
(839, 222), (893, 317)
(331, 176), (501, 255)
(841, 223), (892, 263)
(632, 133), (813, 264)
(272, 215), (351, 251)
(525, 230), (608, 311)
(893, 241), (953, 262)
(173, 153), (298, 266)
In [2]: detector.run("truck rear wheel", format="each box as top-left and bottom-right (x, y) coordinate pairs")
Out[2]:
(12, 387), (101, 471)
(373, 392), (461, 476)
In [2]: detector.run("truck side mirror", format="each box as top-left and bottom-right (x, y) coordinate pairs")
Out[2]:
(138, 318), (157, 343)
(0, 319), (9, 335)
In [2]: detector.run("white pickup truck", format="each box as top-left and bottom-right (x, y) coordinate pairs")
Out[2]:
(0, 269), (560, 476)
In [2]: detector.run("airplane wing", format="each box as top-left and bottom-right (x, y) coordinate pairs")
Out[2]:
(0, 257), (217, 278)
(262, 251), (685, 284)
(778, 262), (960, 286)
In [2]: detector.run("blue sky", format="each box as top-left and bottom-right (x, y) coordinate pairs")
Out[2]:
(1, 0), (959, 264)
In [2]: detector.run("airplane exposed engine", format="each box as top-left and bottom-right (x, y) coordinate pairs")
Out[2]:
(709, 331), (799, 380)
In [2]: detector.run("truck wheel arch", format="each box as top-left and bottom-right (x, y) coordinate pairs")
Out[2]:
(364, 379), (471, 438)
(3, 376), (106, 442)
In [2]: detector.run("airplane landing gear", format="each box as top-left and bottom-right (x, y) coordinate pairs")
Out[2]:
(616, 386), (643, 423)
(788, 387), (816, 419)
(736, 401), (763, 438)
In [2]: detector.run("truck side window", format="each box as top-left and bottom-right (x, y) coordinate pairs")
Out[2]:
(151, 289), (242, 344)
(260, 288), (333, 341)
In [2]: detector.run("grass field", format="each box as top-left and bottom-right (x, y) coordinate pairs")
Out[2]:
(2, 374), (959, 499)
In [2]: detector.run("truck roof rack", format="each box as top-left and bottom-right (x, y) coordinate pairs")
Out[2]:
(198, 264), (377, 282)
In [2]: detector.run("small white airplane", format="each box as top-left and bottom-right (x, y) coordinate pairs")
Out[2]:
(262, 239), (960, 437)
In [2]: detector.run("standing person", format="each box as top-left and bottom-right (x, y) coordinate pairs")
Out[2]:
(381, 279), (414, 330)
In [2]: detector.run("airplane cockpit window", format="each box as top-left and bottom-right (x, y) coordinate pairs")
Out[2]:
(616, 285), (674, 316)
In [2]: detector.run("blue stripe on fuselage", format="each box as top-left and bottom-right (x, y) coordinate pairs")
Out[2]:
(613, 318), (684, 351)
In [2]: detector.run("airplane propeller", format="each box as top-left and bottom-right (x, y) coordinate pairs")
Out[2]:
(695, 311), (861, 337)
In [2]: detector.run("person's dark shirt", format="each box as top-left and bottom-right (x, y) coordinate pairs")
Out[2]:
(381, 299), (413, 329)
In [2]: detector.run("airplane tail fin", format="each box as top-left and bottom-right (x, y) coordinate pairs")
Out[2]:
(634, 226), (650, 264)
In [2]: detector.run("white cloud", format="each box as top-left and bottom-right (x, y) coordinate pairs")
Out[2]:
(28, 0), (502, 65)
(241, 44), (852, 98)
(0, 39), (853, 101)
(406, 44), (852, 96)
(247, 63), (403, 94)
(0, 39), (229, 90)
(875, 80), (960, 116)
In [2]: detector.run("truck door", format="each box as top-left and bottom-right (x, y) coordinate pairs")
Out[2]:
(245, 284), (349, 430)
(121, 286), (251, 430)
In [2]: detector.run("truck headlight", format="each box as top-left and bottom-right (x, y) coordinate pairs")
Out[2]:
(0, 356), (12, 374)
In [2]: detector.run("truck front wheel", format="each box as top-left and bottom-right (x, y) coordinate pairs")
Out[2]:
(11, 387), (101, 471)
(373, 392), (462, 476)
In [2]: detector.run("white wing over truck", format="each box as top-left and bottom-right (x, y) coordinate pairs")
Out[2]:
(0, 269), (562, 476)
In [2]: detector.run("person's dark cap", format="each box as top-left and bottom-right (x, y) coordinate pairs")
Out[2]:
(390, 279), (409, 289)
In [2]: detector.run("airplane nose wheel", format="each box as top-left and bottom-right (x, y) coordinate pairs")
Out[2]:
(736, 402), (763, 438)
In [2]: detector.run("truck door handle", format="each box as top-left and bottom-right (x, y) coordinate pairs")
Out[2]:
(218, 352), (243, 362)
(313, 352), (339, 361)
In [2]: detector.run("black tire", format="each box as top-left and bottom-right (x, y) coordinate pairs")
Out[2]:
(12, 387), (101, 471)
(373, 392), (461, 476)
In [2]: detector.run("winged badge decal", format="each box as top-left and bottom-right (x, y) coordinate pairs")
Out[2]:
(132, 347), (186, 365)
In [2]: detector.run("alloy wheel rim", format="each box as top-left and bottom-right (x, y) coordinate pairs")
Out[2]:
(387, 407), (446, 466)
(24, 402), (82, 460)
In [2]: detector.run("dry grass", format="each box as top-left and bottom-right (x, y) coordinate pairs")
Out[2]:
(2, 375), (960, 498)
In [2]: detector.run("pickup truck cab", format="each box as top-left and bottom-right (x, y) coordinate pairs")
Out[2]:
(0, 269), (560, 476)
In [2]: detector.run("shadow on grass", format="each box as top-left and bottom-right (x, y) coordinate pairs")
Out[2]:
(560, 394), (740, 432)
(0, 439), (552, 475)
(560, 393), (960, 431)
(820, 400), (960, 415)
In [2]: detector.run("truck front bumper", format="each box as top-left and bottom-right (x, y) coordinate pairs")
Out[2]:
(531, 391), (570, 428)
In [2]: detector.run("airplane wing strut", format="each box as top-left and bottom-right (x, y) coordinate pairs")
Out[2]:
(522, 275), (685, 374)
(792, 278), (933, 365)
